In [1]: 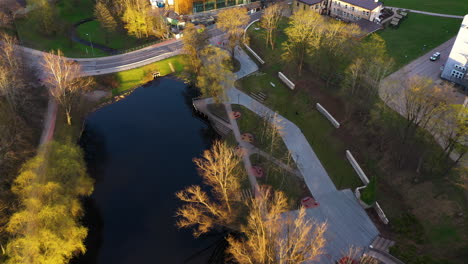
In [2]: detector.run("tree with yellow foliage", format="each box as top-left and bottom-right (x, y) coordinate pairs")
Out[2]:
(196, 46), (236, 102)
(216, 7), (250, 58)
(5, 142), (94, 264)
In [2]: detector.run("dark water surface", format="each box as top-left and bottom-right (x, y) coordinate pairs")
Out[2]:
(76, 77), (218, 264)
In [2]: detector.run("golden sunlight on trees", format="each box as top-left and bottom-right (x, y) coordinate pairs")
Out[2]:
(196, 46), (236, 102)
(176, 141), (242, 237)
(260, 3), (283, 50)
(182, 23), (209, 77)
(227, 188), (327, 264)
(122, 0), (153, 38)
(282, 10), (325, 75)
(216, 7), (250, 58)
(41, 50), (93, 126)
(95, 1), (118, 33)
(5, 142), (94, 264)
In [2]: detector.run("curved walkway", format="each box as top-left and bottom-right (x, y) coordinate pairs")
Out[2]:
(386, 6), (464, 19)
(71, 18), (118, 55)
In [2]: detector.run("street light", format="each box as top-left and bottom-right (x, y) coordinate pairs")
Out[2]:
(86, 33), (95, 56)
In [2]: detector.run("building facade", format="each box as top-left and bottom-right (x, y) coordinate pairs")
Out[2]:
(441, 15), (468, 89)
(328, 0), (382, 22)
(155, 0), (260, 14)
(292, 0), (382, 22)
(292, 0), (328, 14)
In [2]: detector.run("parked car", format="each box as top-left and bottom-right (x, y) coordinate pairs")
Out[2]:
(430, 52), (441, 61)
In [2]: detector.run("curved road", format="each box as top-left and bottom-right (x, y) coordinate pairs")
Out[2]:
(22, 12), (262, 77)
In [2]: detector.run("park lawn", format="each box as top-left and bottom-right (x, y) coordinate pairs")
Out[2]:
(236, 75), (361, 190)
(76, 20), (154, 51)
(15, 18), (107, 57)
(14, 0), (107, 57)
(378, 13), (461, 70)
(243, 21), (361, 190)
(251, 154), (309, 209)
(232, 104), (292, 162)
(383, 0), (468, 16)
(112, 55), (185, 94)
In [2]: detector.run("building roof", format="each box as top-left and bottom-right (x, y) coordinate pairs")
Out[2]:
(339, 0), (382, 11)
(441, 15), (468, 86)
(297, 0), (323, 6)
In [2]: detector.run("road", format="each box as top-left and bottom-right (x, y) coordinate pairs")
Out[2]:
(21, 12), (263, 76)
(385, 7), (464, 19)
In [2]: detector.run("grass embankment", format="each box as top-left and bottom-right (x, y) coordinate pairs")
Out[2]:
(109, 55), (185, 95)
(383, 0), (468, 16)
(245, 18), (468, 263)
(378, 13), (461, 70)
(242, 20), (360, 190)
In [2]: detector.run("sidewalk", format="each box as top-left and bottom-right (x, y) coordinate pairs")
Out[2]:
(385, 7), (464, 19)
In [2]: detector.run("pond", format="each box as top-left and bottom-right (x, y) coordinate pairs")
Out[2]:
(75, 77), (220, 264)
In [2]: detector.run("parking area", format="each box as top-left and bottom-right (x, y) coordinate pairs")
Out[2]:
(381, 36), (467, 112)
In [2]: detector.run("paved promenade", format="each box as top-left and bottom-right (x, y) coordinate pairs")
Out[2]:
(226, 88), (337, 200)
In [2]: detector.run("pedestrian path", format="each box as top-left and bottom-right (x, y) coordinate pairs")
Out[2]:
(386, 6), (464, 19)
(226, 88), (337, 200)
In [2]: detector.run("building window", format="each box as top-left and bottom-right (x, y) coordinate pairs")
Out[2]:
(451, 70), (465, 79)
(297, 2), (299, 7)
(345, 5), (347, 9)
(362, 10), (365, 14)
(351, 6), (354, 11)
(315, 4), (319, 9)
(304, 5), (306, 10)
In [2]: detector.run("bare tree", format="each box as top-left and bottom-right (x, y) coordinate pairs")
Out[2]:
(176, 140), (242, 236)
(260, 3), (283, 50)
(227, 187), (327, 264)
(401, 76), (448, 144)
(41, 50), (93, 125)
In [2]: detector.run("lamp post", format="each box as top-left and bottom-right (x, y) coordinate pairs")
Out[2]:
(86, 33), (95, 56)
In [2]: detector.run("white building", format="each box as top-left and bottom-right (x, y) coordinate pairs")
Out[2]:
(441, 15), (468, 89)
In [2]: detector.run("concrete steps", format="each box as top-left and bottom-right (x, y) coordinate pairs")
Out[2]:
(249, 91), (267, 103)
(371, 236), (395, 253)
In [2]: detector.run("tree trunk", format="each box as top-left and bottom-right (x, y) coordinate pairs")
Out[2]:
(66, 110), (72, 126)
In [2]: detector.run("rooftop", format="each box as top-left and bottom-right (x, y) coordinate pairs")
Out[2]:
(441, 15), (468, 86)
(297, 0), (323, 5)
(339, 0), (382, 11)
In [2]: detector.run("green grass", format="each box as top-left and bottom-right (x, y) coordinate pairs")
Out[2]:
(232, 104), (291, 162)
(15, 17), (108, 57)
(383, 0), (468, 16)
(378, 13), (461, 70)
(14, 0), (154, 57)
(75, 20), (155, 51)
(111, 55), (185, 94)
(251, 154), (308, 209)
(240, 22), (361, 190)
(14, 0), (109, 57)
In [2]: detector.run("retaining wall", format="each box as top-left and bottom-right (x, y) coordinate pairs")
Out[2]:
(278, 72), (295, 90)
(346, 150), (370, 185)
(316, 103), (340, 128)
